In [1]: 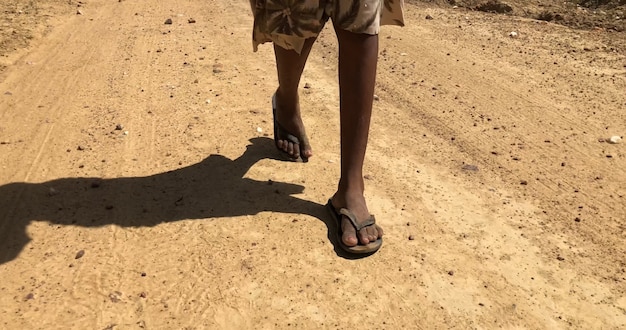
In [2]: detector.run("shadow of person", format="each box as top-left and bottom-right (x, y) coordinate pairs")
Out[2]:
(0, 137), (350, 264)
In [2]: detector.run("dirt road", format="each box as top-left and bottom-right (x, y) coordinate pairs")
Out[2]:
(1, 0), (625, 328)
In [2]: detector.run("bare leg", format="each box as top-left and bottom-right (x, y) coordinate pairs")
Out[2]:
(330, 27), (383, 246)
(273, 39), (316, 160)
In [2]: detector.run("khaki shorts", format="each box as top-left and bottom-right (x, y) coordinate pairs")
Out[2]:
(250, 0), (405, 54)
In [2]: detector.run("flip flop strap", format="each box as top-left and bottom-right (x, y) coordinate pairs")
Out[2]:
(276, 123), (301, 145)
(338, 208), (376, 231)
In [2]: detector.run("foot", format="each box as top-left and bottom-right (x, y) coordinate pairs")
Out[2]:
(331, 191), (383, 247)
(273, 90), (313, 161)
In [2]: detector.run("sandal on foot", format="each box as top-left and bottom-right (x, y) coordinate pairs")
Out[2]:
(272, 94), (309, 163)
(326, 199), (383, 254)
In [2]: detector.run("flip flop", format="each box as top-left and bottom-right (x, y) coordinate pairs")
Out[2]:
(272, 94), (308, 163)
(326, 199), (383, 254)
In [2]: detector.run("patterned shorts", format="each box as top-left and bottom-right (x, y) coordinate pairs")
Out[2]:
(250, 0), (405, 54)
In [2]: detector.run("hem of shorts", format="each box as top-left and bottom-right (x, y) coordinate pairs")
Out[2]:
(251, 21), (405, 54)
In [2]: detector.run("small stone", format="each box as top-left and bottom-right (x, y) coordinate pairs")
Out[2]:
(139, 292), (147, 298)
(574, 217), (581, 222)
(256, 127), (263, 133)
(448, 270), (454, 276)
(303, 82), (312, 89)
(425, 14), (433, 20)
(608, 136), (622, 144)
(373, 94), (380, 101)
(75, 250), (85, 259)
(188, 18), (196, 23)
(115, 124), (123, 130)
(164, 18), (172, 25)
(520, 180), (528, 185)
(408, 235), (415, 240)
(141, 272), (147, 277)
(109, 292), (121, 303)
(24, 293), (34, 301)
(77, 145), (85, 151)
(76, 9), (83, 15)
(509, 31), (518, 38)
(557, 256), (565, 261)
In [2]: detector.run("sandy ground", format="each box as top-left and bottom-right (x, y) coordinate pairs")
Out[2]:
(0, 0), (625, 328)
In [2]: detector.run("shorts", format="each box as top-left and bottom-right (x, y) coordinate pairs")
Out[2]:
(250, 0), (405, 54)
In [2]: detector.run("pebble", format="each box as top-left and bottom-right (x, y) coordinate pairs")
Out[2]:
(520, 180), (528, 185)
(425, 14), (434, 20)
(76, 10), (83, 15)
(24, 293), (34, 301)
(373, 94), (380, 101)
(188, 18), (196, 23)
(509, 31), (518, 38)
(608, 136), (622, 144)
(164, 18), (173, 25)
(256, 127), (263, 133)
(75, 250), (85, 259)
(448, 270), (455, 276)
(304, 82), (311, 89)
(408, 235), (415, 240)
(109, 292), (121, 303)
(115, 124), (123, 130)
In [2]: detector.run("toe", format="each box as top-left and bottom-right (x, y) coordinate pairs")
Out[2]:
(341, 217), (359, 247)
(291, 143), (300, 158)
(368, 226), (378, 242)
(357, 228), (370, 245)
(278, 139), (287, 153)
(376, 224), (384, 238)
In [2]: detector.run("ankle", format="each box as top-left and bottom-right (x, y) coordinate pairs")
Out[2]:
(275, 87), (298, 104)
(337, 177), (365, 196)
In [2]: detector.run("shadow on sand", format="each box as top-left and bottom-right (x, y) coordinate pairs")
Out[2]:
(0, 137), (371, 264)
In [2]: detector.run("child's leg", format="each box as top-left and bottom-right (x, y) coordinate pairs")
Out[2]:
(273, 38), (316, 160)
(330, 27), (383, 246)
